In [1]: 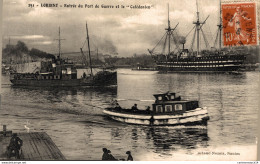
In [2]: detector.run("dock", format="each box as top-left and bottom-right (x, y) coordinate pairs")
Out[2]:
(0, 126), (66, 160)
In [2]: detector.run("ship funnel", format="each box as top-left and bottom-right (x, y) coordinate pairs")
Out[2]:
(179, 36), (186, 50)
(179, 36), (186, 44)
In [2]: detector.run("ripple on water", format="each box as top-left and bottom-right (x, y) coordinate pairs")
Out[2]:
(0, 71), (258, 160)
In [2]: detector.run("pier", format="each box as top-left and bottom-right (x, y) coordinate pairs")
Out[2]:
(0, 126), (66, 160)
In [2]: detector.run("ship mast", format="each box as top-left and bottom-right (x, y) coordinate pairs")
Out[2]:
(148, 4), (179, 56)
(193, 0), (204, 57)
(55, 27), (65, 58)
(213, 0), (223, 52)
(188, 0), (209, 55)
(165, 4), (177, 55)
(167, 4), (171, 55)
(97, 48), (99, 61)
(218, 0), (222, 52)
(86, 22), (93, 76)
(58, 27), (61, 58)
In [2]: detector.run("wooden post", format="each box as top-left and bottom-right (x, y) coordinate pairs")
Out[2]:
(3, 125), (6, 136)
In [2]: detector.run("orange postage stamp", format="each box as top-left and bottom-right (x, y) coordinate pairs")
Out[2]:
(222, 2), (258, 46)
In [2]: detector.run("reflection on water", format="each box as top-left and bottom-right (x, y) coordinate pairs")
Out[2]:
(8, 85), (117, 114)
(142, 127), (209, 153)
(0, 70), (258, 160)
(84, 123), (209, 160)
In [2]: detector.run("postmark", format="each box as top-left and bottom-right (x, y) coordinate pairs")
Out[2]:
(222, 2), (258, 46)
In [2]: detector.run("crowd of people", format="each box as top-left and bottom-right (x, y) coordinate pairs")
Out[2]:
(102, 148), (133, 161)
(6, 133), (133, 161)
(112, 100), (152, 113)
(7, 133), (23, 159)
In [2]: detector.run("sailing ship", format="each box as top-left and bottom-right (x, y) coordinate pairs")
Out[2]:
(103, 92), (209, 126)
(10, 23), (117, 87)
(148, 1), (246, 72)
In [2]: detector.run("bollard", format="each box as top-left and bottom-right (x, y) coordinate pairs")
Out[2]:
(3, 125), (7, 136)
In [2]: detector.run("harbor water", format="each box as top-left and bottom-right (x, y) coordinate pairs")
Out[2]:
(0, 69), (258, 160)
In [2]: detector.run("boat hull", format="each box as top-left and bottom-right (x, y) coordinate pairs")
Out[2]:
(103, 108), (209, 126)
(10, 72), (117, 87)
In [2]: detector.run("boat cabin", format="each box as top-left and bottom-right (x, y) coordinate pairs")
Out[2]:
(152, 93), (199, 114)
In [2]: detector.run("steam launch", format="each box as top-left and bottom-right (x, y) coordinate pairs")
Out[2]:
(10, 23), (117, 87)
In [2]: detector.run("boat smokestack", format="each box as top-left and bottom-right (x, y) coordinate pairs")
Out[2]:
(179, 36), (186, 50)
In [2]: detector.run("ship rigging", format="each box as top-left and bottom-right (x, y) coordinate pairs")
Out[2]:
(148, 0), (246, 73)
(10, 23), (117, 87)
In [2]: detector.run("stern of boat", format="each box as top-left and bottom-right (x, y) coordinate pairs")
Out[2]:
(94, 71), (117, 86)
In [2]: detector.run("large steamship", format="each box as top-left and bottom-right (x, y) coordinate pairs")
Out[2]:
(148, 1), (246, 72)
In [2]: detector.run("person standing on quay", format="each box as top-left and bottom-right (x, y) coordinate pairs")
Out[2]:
(126, 151), (133, 161)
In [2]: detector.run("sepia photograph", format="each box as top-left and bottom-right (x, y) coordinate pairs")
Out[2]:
(0, 0), (259, 161)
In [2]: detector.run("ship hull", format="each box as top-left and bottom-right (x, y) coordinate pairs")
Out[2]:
(154, 55), (246, 72)
(103, 108), (209, 126)
(10, 72), (117, 87)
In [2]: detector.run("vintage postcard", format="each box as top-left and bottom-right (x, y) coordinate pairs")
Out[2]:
(0, 0), (259, 161)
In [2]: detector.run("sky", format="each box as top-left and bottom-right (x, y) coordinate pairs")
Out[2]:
(1, 0), (244, 57)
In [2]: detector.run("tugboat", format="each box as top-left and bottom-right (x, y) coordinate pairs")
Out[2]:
(10, 23), (117, 87)
(103, 92), (209, 126)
